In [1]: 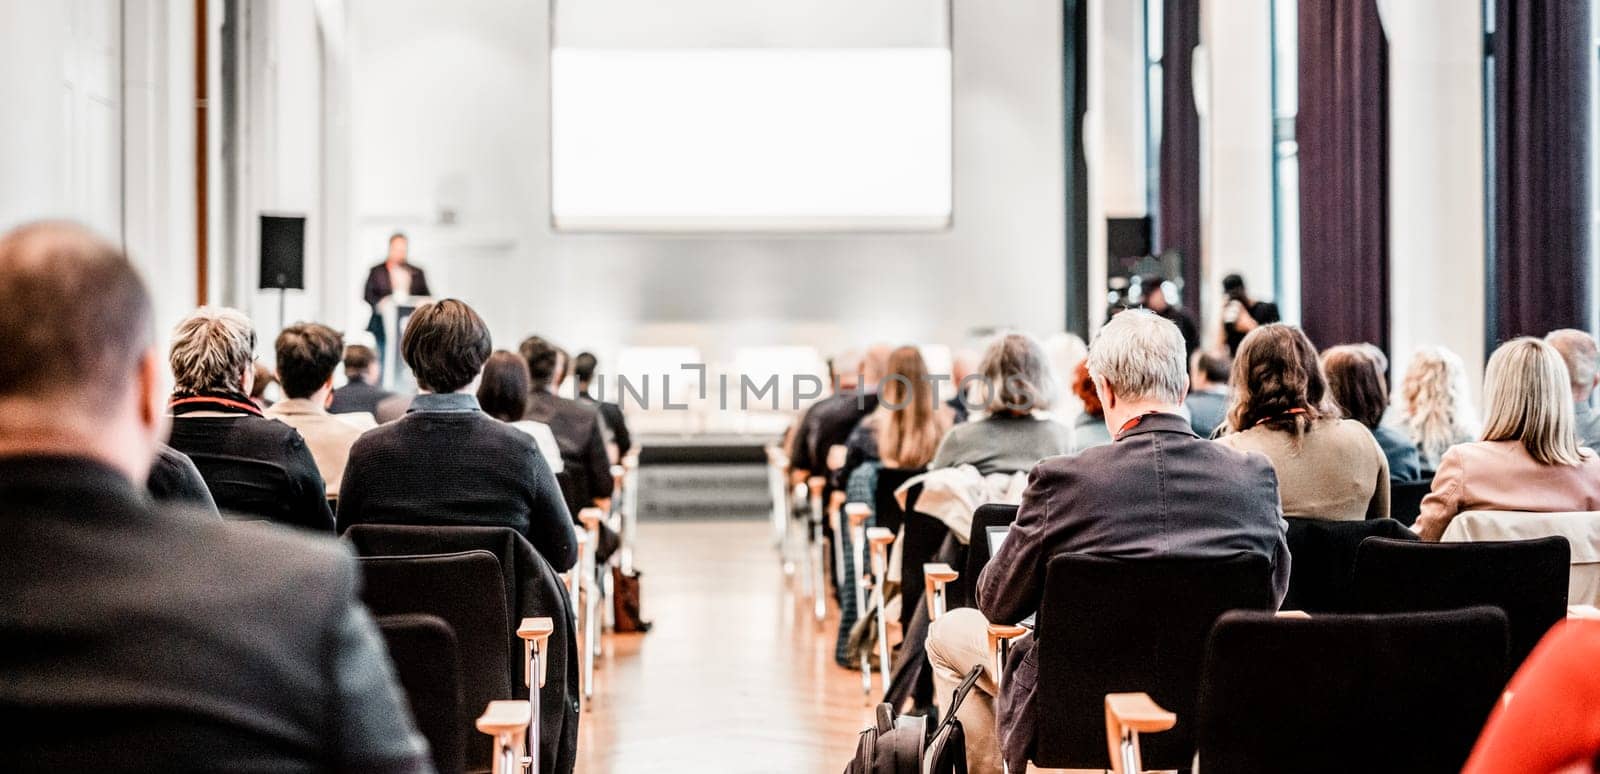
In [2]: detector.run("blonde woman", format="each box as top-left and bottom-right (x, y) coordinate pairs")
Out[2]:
(1216, 325), (1390, 521)
(1414, 338), (1600, 541)
(1395, 347), (1480, 473)
(835, 346), (953, 486)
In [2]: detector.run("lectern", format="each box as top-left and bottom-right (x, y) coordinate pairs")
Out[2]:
(379, 294), (432, 390)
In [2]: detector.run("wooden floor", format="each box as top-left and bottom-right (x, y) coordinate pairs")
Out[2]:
(575, 519), (873, 773)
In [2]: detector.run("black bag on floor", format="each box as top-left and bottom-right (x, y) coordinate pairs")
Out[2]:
(844, 665), (982, 774)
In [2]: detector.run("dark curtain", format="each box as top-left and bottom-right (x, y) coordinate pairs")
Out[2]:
(1491, 0), (1592, 342)
(1159, 0), (1203, 313)
(1065, 0), (1090, 336)
(1297, 0), (1389, 351)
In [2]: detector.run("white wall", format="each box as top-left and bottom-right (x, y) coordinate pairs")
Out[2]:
(334, 0), (1066, 364)
(1382, 0), (1486, 402)
(1087, 0), (1150, 331)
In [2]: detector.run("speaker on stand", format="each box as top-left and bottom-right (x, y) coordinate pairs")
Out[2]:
(259, 215), (306, 334)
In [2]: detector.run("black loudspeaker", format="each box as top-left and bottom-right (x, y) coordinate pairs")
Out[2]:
(259, 215), (305, 290)
(1106, 216), (1152, 259)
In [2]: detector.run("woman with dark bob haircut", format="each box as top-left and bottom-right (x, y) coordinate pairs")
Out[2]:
(477, 350), (564, 473)
(1321, 344), (1421, 480)
(1216, 324), (1390, 520)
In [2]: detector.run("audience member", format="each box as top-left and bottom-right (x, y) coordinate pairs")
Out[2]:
(1395, 346), (1480, 473)
(265, 323), (365, 497)
(1043, 331), (1089, 421)
(521, 336), (611, 510)
(1069, 360), (1111, 451)
(330, 343), (394, 415)
(339, 301), (577, 571)
(1140, 275), (1199, 359)
(249, 361), (277, 410)
(1462, 619), (1600, 773)
(145, 444), (220, 517)
(165, 307), (334, 530)
(930, 333), (1072, 474)
(789, 346), (890, 483)
(1322, 344), (1422, 481)
(1220, 273), (1281, 355)
(836, 346), (951, 487)
(1217, 325), (1389, 520)
(0, 221), (430, 771)
(478, 350), (564, 473)
(572, 351), (632, 461)
(946, 348), (979, 423)
(1545, 328), (1600, 448)
(1184, 348), (1231, 438)
(1413, 337), (1600, 541)
(925, 310), (1289, 774)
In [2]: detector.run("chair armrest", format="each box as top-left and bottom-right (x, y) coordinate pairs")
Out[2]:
(826, 444), (848, 472)
(622, 453), (639, 471)
(807, 476), (826, 497)
(924, 563), (959, 620)
(985, 623), (1027, 654)
(578, 507), (604, 533)
(844, 502), (872, 529)
(1275, 610), (1312, 619)
(1104, 692), (1176, 774)
(518, 617), (554, 688)
(477, 699), (532, 735)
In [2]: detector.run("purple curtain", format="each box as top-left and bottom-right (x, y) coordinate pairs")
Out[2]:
(1297, 0), (1389, 351)
(1491, 0), (1592, 341)
(1159, 0), (1203, 313)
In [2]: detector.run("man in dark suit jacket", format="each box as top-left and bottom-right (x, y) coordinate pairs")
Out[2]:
(330, 343), (395, 416)
(339, 300), (577, 572)
(520, 337), (612, 511)
(926, 311), (1289, 774)
(0, 222), (432, 772)
(363, 233), (432, 374)
(572, 351), (632, 460)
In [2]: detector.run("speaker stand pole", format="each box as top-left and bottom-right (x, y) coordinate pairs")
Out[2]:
(278, 287), (287, 335)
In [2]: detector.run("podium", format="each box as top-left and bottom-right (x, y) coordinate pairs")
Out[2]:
(379, 295), (432, 390)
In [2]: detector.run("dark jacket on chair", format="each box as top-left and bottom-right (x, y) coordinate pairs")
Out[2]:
(0, 456), (432, 773)
(525, 390), (612, 508)
(579, 389), (632, 459)
(338, 393), (578, 572)
(977, 412), (1290, 770)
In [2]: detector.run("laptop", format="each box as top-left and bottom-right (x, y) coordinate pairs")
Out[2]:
(985, 525), (1036, 629)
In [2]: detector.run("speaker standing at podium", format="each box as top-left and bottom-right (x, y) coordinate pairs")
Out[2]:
(362, 232), (431, 374)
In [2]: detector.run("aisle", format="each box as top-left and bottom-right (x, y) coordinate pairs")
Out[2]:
(575, 520), (873, 773)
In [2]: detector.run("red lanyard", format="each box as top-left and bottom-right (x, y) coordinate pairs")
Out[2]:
(1254, 407), (1308, 427)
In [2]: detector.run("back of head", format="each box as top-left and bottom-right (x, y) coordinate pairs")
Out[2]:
(1226, 324), (1332, 435)
(274, 323), (344, 400)
(876, 345), (944, 467)
(572, 351), (599, 385)
(1482, 337), (1584, 466)
(1321, 345), (1389, 429)
(401, 299), (491, 393)
(1194, 348), (1232, 385)
(1071, 360), (1103, 418)
(1544, 328), (1598, 400)
(170, 307), (256, 396)
(0, 221), (154, 425)
(1086, 309), (1188, 406)
(832, 349), (864, 390)
(1398, 347), (1478, 461)
(477, 350), (531, 422)
(519, 335), (561, 391)
(343, 344), (377, 378)
(1222, 273), (1247, 300)
(861, 343), (893, 386)
(980, 332), (1056, 414)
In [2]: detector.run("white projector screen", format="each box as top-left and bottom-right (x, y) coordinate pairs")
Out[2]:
(550, 48), (953, 231)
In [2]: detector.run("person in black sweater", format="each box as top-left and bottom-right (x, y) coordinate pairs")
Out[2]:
(572, 350), (632, 460)
(329, 344), (395, 416)
(339, 299), (577, 572)
(165, 307), (334, 531)
(0, 222), (431, 773)
(520, 337), (613, 510)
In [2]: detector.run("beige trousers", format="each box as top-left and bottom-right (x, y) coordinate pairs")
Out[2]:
(926, 607), (1005, 774)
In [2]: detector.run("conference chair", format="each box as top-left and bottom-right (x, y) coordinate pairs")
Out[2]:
(476, 701), (531, 774)
(987, 553), (1275, 771)
(826, 445), (851, 596)
(1107, 607), (1509, 774)
(886, 476), (943, 636)
(1352, 536), (1569, 670)
(345, 524), (580, 774)
(1282, 517), (1417, 612)
(1441, 510), (1600, 606)
(1388, 475), (1435, 527)
(767, 445), (791, 549)
(863, 526), (896, 694)
(807, 475), (828, 622)
(357, 550), (511, 773)
(576, 507), (607, 706)
(377, 613), (464, 774)
(959, 504), (1019, 609)
(618, 451), (640, 575)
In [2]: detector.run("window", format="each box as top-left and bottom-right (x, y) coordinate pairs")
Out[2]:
(549, 0), (953, 232)
(1269, 0), (1301, 324)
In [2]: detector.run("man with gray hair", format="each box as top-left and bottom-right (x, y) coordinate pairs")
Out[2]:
(924, 310), (1290, 774)
(1545, 329), (1600, 448)
(166, 306), (334, 531)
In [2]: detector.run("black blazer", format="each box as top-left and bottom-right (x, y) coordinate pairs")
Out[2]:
(579, 392), (632, 459)
(167, 415), (335, 531)
(0, 456), (432, 773)
(525, 391), (612, 508)
(330, 378), (395, 416)
(363, 263), (432, 311)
